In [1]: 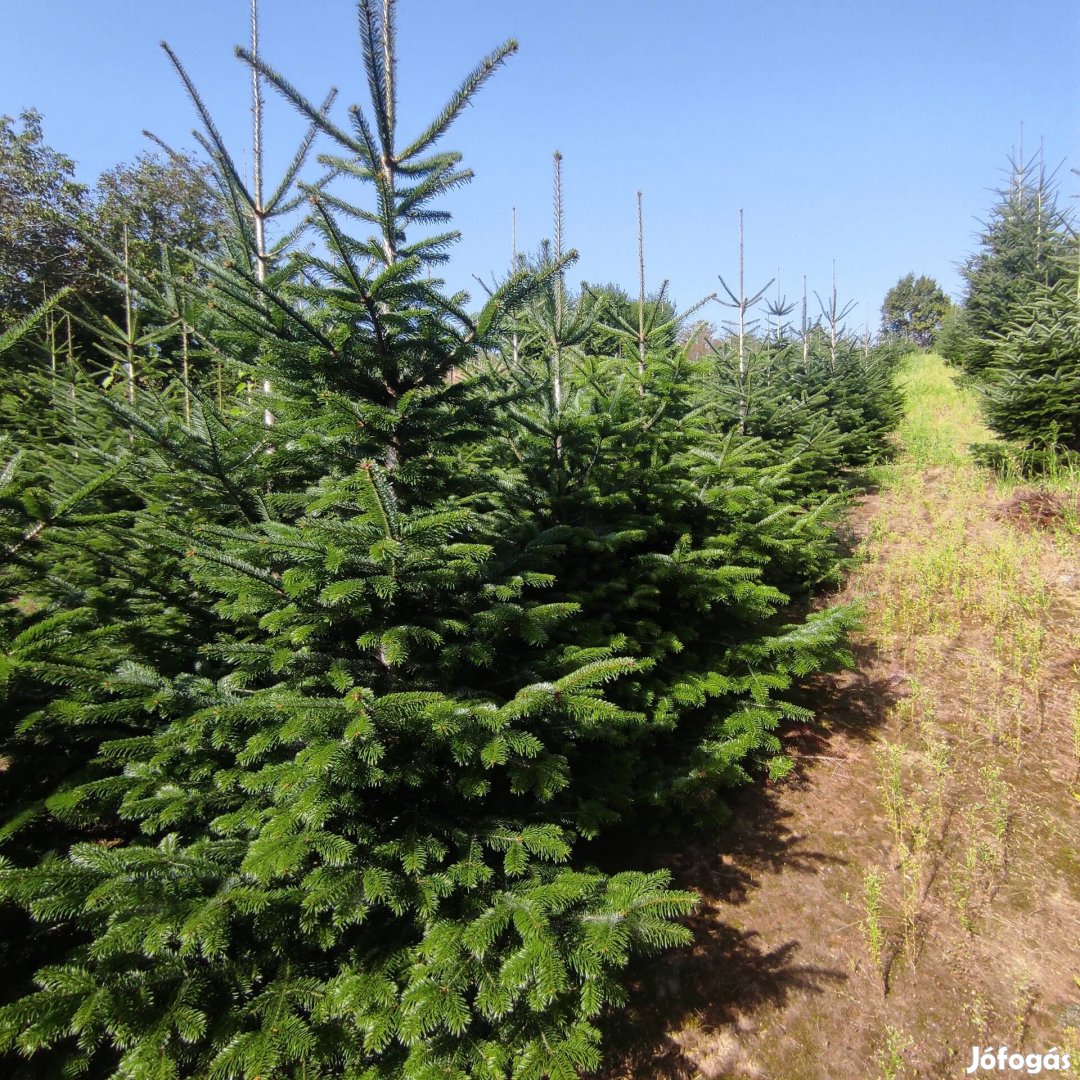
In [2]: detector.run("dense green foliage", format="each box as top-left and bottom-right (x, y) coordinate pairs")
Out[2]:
(706, 328), (905, 501)
(1, 111), (224, 324)
(942, 152), (1079, 460)
(980, 274), (1080, 453)
(0, 110), (88, 318)
(92, 152), (227, 284)
(0, 4), (904, 1075)
(940, 154), (1072, 378)
(880, 273), (950, 348)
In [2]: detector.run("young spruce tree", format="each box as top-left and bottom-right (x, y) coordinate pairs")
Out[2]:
(0, 5), (697, 1077)
(479, 188), (859, 827)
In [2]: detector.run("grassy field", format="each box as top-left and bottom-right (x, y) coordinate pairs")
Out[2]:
(601, 353), (1080, 1078)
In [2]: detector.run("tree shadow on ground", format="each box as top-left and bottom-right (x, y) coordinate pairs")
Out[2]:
(600, 928), (846, 1078)
(591, 789), (850, 1078)
(790, 640), (910, 751)
(590, 639), (904, 1077)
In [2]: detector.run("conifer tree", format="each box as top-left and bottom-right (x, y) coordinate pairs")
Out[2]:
(980, 267), (1080, 454)
(479, 191), (860, 826)
(943, 146), (1079, 460)
(706, 260), (903, 503)
(0, 6), (699, 1076)
(0, 6), (912, 1075)
(943, 150), (1072, 376)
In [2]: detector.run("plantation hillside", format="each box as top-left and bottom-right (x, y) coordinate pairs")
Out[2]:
(1, 2), (1078, 1077)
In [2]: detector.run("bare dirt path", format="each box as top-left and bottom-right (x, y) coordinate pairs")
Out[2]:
(600, 355), (1080, 1079)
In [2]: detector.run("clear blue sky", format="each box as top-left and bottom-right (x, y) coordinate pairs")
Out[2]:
(3, 1), (1078, 331)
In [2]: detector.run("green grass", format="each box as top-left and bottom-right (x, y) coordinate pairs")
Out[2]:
(892, 352), (990, 470)
(890, 353), (1080, 542)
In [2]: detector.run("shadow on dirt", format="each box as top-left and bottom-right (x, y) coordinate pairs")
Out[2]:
(590, 639), (905, 1077)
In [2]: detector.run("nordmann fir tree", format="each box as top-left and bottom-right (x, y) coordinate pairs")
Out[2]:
(0, 289), (192, 1078)
(959, 151), (1080, 459)
(941, 149), (1073, 377)
(0, 14), (362, 1054)
(0, 248), (290, 1079)
(706, 259), (903, 508)
(0, 16), (333, 959)
(980, 256), (1080, 455)
(0, 5), (697, 1077)
(479, 187), (859, 827)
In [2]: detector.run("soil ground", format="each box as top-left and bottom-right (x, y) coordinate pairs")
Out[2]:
(598, 354), (1080, 1079)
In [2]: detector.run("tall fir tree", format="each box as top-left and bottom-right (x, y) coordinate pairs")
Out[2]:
(980, 266), (1080, 454)
(0, 5), (910, 1075)
(0, 5), (699, 1077)
(477, 189), (861, 826)
(942, 150), (1073, 377)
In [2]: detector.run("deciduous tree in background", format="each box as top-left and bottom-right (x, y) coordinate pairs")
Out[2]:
(880, 272), (950, 349)
(91, 151), (227, 284)
(1, 110), (226, 317)
(0, 110), (88, 320)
